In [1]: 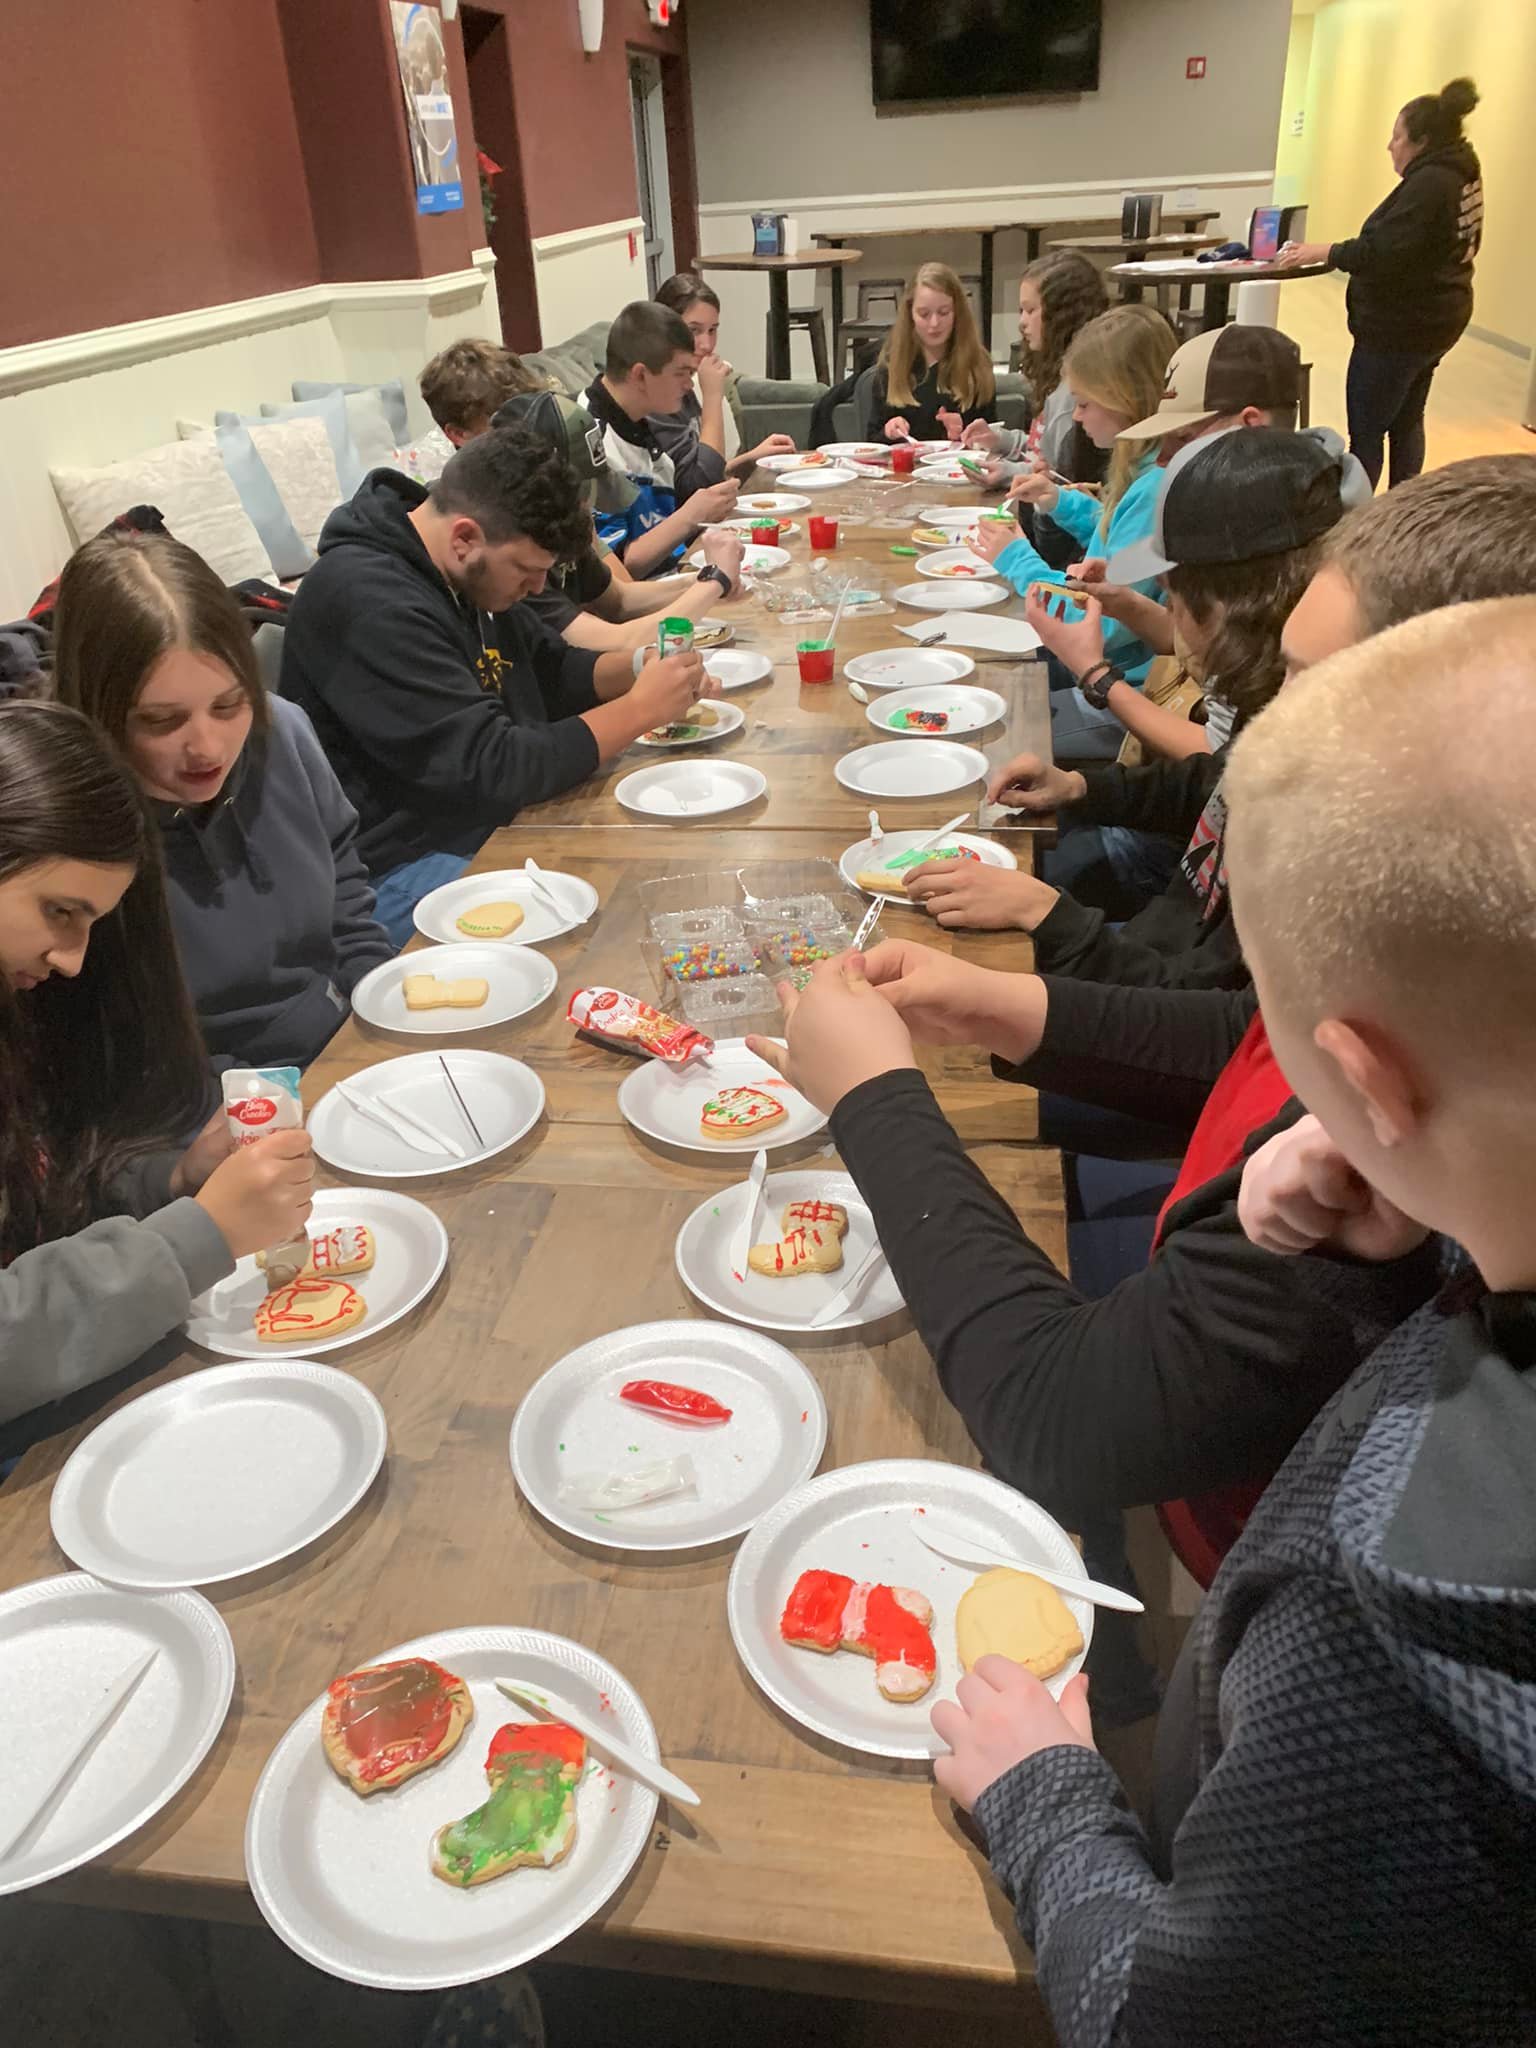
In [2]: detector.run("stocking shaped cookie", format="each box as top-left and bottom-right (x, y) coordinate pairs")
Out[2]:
(780, 1568), (937, 1702)
(748, 1222), (844, 1278)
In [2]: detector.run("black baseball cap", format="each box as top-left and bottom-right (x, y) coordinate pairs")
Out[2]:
(1107, 426), (1367, 582)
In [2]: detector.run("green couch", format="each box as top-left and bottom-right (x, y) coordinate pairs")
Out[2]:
(519, 320), (827, 449)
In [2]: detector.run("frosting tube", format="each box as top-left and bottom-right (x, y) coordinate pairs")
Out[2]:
(221, 1066), (309, 1286)
(568, 987), (713, 1065)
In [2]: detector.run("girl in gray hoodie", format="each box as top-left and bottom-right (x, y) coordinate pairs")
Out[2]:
(0, 703), (313, 1454)
(55, 533), (392, 1072)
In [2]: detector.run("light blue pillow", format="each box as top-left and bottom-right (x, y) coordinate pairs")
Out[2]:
(291, 377), (410, 445)
(213, 421), (314, 580)
(216, 389), (364, 497)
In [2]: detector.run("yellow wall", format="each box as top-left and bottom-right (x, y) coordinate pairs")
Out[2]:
(1273, 13), (1315, 206)
(1279, 0), (1533, 350)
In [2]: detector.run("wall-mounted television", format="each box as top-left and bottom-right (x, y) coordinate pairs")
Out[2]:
(871, 0), (1102, 108)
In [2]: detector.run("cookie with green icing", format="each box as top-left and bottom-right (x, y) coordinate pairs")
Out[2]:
(854, 845), (981, 892)
(430, 1721), (586, 1887)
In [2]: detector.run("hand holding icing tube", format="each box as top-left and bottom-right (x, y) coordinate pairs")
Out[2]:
(216, 1068), (314, 1280)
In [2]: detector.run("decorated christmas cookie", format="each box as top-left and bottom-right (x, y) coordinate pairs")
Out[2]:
(700, 1086), (787, 1139)
(431, 1721), (586, 1887)
(780, 1568), (937, 1702)
(321, 1656), (472, 1796)
(748, 1222), (844, 1278)
(254, 1275), (368, 1344)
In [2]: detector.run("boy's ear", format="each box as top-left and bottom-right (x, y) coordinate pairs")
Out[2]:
(446, 514), (486, 559)
(1313, 1017), (1424, 1150)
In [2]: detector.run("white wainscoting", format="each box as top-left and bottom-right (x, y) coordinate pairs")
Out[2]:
(531, 217), (647, 350)
(0, 252), (499, 620)
(696, 173), (1275, 383)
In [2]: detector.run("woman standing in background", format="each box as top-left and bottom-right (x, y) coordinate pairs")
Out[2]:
(1279, 77), (1482, 488)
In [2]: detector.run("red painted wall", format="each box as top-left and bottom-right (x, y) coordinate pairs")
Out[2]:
(3, 2), (321, 347)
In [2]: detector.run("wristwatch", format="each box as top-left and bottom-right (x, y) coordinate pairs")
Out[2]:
(1078, 659), (1125, 711)
(695, 564), (733, 596)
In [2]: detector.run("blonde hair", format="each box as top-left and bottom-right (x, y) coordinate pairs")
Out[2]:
(880, 263), (995, 414)
(1225, 598), (1536, 1058)
(1062, 306), (1176, 520)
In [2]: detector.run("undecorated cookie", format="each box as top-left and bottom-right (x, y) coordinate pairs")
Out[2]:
(955, 1566), (1085, 1681)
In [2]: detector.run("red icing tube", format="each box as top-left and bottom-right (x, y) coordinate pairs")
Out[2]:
(619, 1379), (733, 1425)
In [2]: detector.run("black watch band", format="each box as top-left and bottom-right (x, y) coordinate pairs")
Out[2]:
(1079, 660), (1124, 711)
(695, 564), (732, 595)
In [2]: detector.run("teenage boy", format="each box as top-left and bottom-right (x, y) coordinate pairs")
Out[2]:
(744, 456), (1536, 1586)
(581, 302), (741, 575)
(419, 338), (550, 446)
(931, 600), (1536, 2044)
(281, 427), (711, 943)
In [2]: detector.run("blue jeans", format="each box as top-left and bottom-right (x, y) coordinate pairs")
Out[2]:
(370, 851), (471, 948)
(1345, 345), (1441, 490)
(1051, 686), (1127, 761)
(1041, 818), (1181, 918)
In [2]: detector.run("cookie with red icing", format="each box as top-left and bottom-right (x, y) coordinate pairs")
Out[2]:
(258, 1223), (375, 1285)
(748, 1222), (844, 1278)
(700, 1086), (787, 1140)
(321, 1656), (472, 1796)
(779, 1567), (937, 1702)
(780, 1198), (849, 1238)
(254, 1275), (367, 1343)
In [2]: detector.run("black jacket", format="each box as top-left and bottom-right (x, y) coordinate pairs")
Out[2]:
(864, 361), (993, 441)
(830, 1064), (1441, 1536)
(1033, 754), (1246, 992)
(280, 471), (601, 876)
(1330, 141), (1483, 355)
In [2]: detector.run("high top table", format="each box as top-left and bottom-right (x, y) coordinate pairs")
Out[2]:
(0, 471), (1071, 2025)
(695, 249), (863, 381)
(1108, 254), (1332, 332)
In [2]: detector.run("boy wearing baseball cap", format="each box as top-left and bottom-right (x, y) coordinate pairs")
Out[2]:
(1118, 322), (1304, 452)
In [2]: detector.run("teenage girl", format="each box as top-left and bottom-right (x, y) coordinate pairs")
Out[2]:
(0, 700), (313, 1444)
(55, 532), (393, 1064)
(652, 273), (797, 491)
(865, 262), (996, 442)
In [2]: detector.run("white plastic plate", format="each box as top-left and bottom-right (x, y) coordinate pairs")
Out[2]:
(674, 1169), (902, 1335)
(351, 943), (559, 1036)
(309, 1050), (546, 1179)
(833, 739), (990, 798)
(617, 1037), (825, 1156)
(413, 868), (597, 948)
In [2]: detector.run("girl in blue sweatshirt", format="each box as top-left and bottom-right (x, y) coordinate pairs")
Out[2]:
(974, 305), (1175, 760)
(54, 534), (392, 1071)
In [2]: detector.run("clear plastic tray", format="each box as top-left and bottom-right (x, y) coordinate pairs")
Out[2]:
(659, 938), (762, 986)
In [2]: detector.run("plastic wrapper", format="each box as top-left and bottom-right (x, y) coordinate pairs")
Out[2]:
(557, 1455), (699, 1513)
(568, 987), (713, 1064)
(674, 974), (783, 1035)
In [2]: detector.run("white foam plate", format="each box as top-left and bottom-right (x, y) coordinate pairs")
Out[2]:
(0, 1573), (235, 1895)
(244, 1626), (659, 1990)
(734, 491), (812, 515)
(692, 616), (736, 649)
(511, 1321), (827, 1552)
(865, 683), (1006, 740)
(915, 546), (994, 581)
(756, 454), (829, 474)
(727, 1460), (1093, 1759)
(704, 650), (774, 691)
(916, 459), (977, 484)
(186, 1189), (448, 1360)
(718, 516), (800, 539)
(634, 699), (746, 749)
(916, 505), (990, 529)
(614, 761), (767, 819)
(771, 464), (857, 492)
(675, 1169), (902, 1335)
(840, 829), (1018, 901)
(688, 544), (789, 576)
(893, 579), (1009, 613)
(843, 648), (975, 691)
(309, 1050), (546, 1179)
(413, 868), (597, 948)
(833, 739), (990, 798)
(50, 1362), (388, 1591)
(820, 442), (890, 462)
(907, 439), (959, 454)
(352, 943), (559, 1036)
(618, 1037), (825, 1156)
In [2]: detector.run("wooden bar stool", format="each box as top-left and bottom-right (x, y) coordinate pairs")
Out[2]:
(775, 305), (830, 384)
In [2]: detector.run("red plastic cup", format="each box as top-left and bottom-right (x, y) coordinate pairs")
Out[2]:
(796, 640), (835, 685)
(749, 521), (780, 547)
(807, 514), (839, 550)
(891, 445), (918, 475)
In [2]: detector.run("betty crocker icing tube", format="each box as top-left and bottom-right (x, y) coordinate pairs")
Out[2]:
(221, 1067), (310, 1287)
(567, 988), (713, 1065)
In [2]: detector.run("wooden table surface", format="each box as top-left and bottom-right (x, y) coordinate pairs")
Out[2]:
(0, 479), (1065, 2018)
(533, 487), (1053, 834)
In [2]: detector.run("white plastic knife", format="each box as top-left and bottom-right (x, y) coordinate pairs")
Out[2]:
(728, 1149), (768, 1284)
(335, 1079), (457, 1158)
(914, 1515), (1144, 1613)
(914, 811), (973, 853)
(495, 1679), (700, 1807)
(1, 1649), (158, 1859)
(809, 1239), (888, 1328)
(521, 858), (566, 921)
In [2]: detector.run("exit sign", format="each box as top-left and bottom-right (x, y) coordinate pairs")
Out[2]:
(1187, 56), (1206, 79)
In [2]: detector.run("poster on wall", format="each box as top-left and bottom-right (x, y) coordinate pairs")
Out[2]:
(390, 2), (464, 215)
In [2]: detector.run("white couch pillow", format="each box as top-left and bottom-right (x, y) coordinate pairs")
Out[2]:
(245, 416), (344, 556)
(51, 439), (271, 584)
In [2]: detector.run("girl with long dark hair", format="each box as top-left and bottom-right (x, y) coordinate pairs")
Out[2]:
(55, 531), (392, 1064)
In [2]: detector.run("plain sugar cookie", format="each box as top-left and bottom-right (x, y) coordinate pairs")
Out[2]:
(955, 1566), (1084, 1682)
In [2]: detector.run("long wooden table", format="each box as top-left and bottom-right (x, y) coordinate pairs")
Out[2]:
(0, 480), (1067, 2021)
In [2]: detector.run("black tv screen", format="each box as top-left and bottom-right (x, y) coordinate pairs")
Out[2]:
(871, 0), (1102, 106)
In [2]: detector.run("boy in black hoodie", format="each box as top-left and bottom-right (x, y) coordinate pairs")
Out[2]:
(1279, 77), (1483, 487)
(280, 427), (710, 942)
